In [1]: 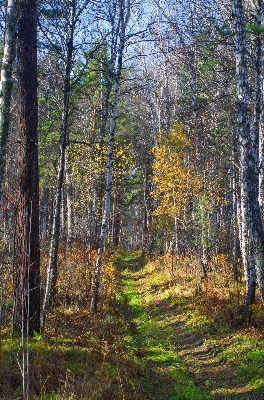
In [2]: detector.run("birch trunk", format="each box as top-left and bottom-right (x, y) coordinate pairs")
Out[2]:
(257, 0), (264, 213)
(232, 0), (264, 312)
(40, 186), (49, 239)
(65, 150), (74, 243)
(90, 79), (120, 312)
(41, 2), (75, 330)
(238, 177), (250, 282)
(90, 0), (130, 313)
(0, 0), (17, 205)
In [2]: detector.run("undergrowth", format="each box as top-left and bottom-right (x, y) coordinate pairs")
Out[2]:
(0, 248), (264, 398)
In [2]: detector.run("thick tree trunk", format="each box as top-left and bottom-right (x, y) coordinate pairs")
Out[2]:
(13, 0), (40, 336)
(0, 0), (17, 205)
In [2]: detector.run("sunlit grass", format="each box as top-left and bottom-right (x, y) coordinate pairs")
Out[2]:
(117, 256), (212, 400)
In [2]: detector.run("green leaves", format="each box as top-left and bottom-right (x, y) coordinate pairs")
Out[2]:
(246, 23), (264, 35)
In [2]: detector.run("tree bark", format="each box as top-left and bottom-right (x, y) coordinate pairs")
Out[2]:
(13, 0), (40, 336)
(40, 186), (49, 240)
(232, 0), (264, 313)
(65, 150), (74, 244)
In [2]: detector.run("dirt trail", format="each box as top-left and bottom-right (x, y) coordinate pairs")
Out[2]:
(173, 317), (261, 399)
(149, 292), (263, 400)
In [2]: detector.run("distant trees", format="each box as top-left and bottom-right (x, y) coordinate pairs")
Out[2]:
(143, 0), (264, 315)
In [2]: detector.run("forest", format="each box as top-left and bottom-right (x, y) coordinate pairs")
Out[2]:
(1, 0), (264, 398)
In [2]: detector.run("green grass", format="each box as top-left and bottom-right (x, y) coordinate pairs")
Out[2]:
(115, 254), (212, 400)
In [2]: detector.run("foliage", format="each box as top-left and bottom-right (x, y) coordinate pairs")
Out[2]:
(152, 122), (199, 217)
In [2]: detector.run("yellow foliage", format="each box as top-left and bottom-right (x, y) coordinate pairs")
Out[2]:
(152, 122), (225, 220)
(250, 302), (263, 314)
(152, 122), (200, 217)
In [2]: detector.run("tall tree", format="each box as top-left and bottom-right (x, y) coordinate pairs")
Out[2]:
(90, 0), (131, 313)
(13, 0), (40, 336)
(41, 0), (92, 330)
(232, 0), (264, 314)
(41, 0), (77, 329)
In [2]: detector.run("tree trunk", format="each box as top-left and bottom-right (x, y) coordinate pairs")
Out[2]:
(256, 0), (264, 215)
(90, 0), (131, 313)
(90, 77), (120, 313)
(65, 150), (74, 244)
(13, 0), (40, 336)
(40, 186), (49, 240)
(232, 0), (264, 313)
(41, 2), (75, 330)
(0, 0), (17, 205)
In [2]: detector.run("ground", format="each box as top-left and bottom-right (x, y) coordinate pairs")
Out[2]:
(1, 250), (264, 399)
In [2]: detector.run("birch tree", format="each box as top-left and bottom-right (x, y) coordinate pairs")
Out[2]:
(90, 0), (131, 313)
(232, 0), (264, 314)
(41, 0), (91, 329)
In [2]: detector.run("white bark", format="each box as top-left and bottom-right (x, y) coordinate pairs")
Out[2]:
(257, 0), (264, 212)
(90, 0), (131, 313)
(232, 0), (264, 312)
(40, 186), (49, 239)
(65, 150), (74, 243)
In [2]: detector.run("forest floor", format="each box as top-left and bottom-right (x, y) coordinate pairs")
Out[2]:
(114, 252), (264, 400)
(1, 250), (264, 399)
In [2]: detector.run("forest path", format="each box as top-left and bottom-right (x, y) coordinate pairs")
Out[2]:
(115, 252), (210, 400)
(115, 252), (262, 400)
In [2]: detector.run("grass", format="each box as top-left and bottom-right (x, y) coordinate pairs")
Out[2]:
(114, 252), (212, 400)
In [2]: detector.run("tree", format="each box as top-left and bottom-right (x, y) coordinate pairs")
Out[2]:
(0, 0), (17, 205)
(41, 0), (92, 329)
(232, 0), (264, 315)
(90, 0), (131, 313)
(13, 0), (40, 336)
